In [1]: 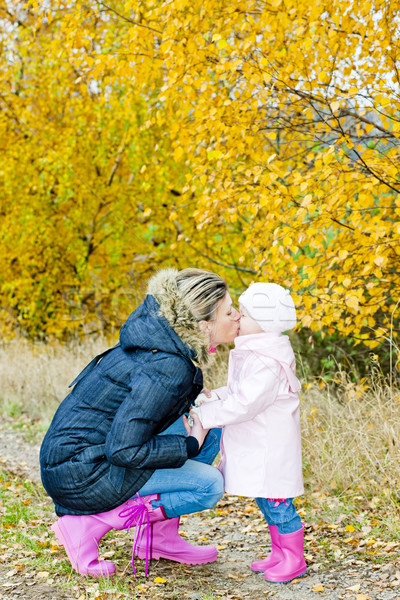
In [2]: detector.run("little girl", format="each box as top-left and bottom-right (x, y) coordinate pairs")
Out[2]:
(191, 282), (306, 583)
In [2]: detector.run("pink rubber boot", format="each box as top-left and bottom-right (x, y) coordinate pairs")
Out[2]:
(251, 525), (283, 571)
(51, 494), (162, 577)
(135, 516), (218, 565)
(264, 525), (307, 583)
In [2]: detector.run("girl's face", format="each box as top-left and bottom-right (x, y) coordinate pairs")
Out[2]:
(238, 304), (264, 336)
(200, 292), (241, 346)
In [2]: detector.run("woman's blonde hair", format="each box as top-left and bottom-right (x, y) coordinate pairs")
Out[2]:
(176, 268), (227, 322)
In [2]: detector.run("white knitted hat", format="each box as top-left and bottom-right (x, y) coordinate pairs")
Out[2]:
(238, 282), (297, 333)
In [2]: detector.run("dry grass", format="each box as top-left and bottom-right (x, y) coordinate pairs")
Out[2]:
(1, 336), (400, 512)
(0, 336), (113, 422)
(301, 368), (400, 499)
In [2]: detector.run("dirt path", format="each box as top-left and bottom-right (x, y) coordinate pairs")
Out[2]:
(1, 429), (400, 600)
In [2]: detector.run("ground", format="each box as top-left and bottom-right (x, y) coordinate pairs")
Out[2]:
(0, 428), (400, 600)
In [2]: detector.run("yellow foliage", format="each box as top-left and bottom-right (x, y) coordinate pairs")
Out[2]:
(0, 0), (399, 347)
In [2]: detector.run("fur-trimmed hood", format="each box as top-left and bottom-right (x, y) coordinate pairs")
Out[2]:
(119, 269), (212, 367)
(146, 268), (212, 367)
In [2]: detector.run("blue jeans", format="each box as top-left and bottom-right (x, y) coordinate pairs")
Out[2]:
(256, 497), (302, 534)
(137, 417), (223, 518)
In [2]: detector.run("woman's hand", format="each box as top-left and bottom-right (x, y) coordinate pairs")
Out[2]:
(183, 412), (210, 449)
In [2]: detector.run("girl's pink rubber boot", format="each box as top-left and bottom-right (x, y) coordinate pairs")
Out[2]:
(251, 525), (283, 571)
(135, 516), (218, 565)
(264, 525), (307, 583)
(51, 493), (162, 577)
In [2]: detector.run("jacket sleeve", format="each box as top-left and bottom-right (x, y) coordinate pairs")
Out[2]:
(213, 386), (228, 400)
(198, 357), (281, 428)
(104, 356), (192, 469)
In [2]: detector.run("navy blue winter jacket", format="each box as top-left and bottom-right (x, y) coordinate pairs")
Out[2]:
(40, 294), (204, 515)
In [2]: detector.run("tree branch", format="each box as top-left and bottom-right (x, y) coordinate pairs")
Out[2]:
(96, 1), (162, 34)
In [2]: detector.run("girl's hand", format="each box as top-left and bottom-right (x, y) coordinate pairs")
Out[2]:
(182, 412), (210, 448)
(194, 390), (219, 407)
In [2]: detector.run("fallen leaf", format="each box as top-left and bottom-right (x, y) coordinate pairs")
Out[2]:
(346, 525), (355, 532)
(36, 571), (49, 578)
(312, 584), (324, 592)
(136, 585), (147, 593)
(347, 584), (361, 591)
(382, 542), (397, 552)
(5, 570), (17, 578)
(154, 577), (166, 584)
(356, 595), (370, 600)
(14, 565), (25, 572)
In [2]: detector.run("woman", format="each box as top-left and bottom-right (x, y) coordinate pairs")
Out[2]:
(40, 268), (240, 578)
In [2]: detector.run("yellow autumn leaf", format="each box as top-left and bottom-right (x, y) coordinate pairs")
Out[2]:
(301, 194), (313, 207)
(373, 256), (386, 267)
(303, 38), (313, 50)
(263, 72), (272, 84)
(347, 583), (361, 591)
(346, 296), (359, 311)
(302, 315), (313, 327)
(154, 576), (167, 584)
(173, 147), (184, 162)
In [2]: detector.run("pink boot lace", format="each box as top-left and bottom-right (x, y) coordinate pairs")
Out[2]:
(118, 493), (152, 578)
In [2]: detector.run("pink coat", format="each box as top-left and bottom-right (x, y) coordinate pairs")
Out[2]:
(198, 332), (304, 498)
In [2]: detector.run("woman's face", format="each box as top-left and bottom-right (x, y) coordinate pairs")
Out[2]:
(207, 292), (241, 346)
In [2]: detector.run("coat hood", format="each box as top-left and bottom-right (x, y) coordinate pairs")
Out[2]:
(234, 332), (300, 391)
(234, 332), (294, 360)
(120, 269), (212, 367)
